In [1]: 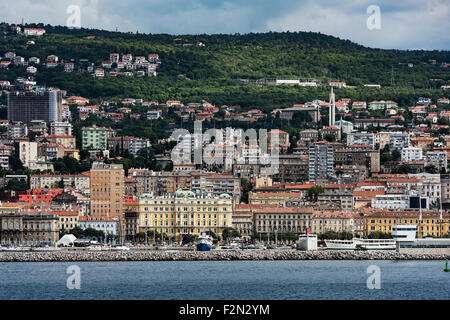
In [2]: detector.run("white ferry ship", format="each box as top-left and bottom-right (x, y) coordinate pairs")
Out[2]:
(325, 238), (396, 250)
(110, 245), (130, 251)
(358, 239), (396, 250)
(324, 239), (357, 250)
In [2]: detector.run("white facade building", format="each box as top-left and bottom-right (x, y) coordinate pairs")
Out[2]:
(401, 147), (423, 162)
(371, 194), (410, 210)
(8, 122), (28, 138)
(393, 225), (417, 242)
(347, 132), (374, 148)
(51, 121), (73, 136)
(389, 132), (410, 151)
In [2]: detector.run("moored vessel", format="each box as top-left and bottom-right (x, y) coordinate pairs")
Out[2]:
(325, 238), (396, 250)
(196, 233), (213, 251)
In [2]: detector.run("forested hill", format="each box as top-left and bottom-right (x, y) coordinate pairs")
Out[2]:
(0, 23), (449, 108)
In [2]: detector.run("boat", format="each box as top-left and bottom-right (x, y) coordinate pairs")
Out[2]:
(88, 245), (103, 251)
(110, 245), (130, 251)
(1, 245), (31, 252)
(2, 246), (23, 252)
(324, 239), (357, 250)
(325, 238), (396, 250)
(196, 233), (213, 251)
(357, 239), (396, 250)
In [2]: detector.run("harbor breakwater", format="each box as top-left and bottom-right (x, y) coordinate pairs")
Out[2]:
(0, 249), (449, 262)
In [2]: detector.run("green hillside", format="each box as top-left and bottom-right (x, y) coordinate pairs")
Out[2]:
(0, 23), (449, 109)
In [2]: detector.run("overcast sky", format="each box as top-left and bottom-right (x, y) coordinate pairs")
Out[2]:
(2, 0), (449, 50)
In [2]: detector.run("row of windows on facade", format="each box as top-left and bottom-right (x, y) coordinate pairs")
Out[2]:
(143, 213), (226, 219)
(92, 187), (122, 191)
(258, 220), (346, 225)
(143, 228), (222, 233)
(257, 215), (310, 219)
(92, 204), (121, 208)
(143, 200), (227, 205)
(3, 222), (53, 230)
(370, 219), (450, 223)
(257, 226), (312, 231)
(82, 224), (116, 228)
(60, 217), (77, 222)
(372, 225), (446, 231)
(143, 207), (226, 212)
(144, 221), (226, 226)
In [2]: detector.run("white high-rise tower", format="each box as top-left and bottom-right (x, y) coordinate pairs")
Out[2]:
(329, 87), (335, 127)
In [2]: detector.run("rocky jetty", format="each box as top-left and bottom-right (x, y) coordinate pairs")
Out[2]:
(0, 249), (449, 262)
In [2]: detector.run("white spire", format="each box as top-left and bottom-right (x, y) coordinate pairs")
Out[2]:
(329, 87), (335, 127)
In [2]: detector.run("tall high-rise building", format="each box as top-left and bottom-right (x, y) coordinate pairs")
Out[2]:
(90, 162), (124, 218)
(7, 90), (62, 125)
(328, 87), (335, 127)
(308, 142), (334, 181)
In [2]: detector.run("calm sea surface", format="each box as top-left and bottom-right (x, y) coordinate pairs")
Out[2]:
(0, 260), (449, 300)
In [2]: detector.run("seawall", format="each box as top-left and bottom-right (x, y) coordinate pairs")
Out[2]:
(0, 249), (449, 262)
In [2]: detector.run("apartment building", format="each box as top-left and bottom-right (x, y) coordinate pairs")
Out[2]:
(82, 125), (115, 150)
(346, 132), (375, 148)
(7, 90), (62, 124)
(389, 132), (410, 151)
(30, 174), (90, 189)
(50, 121), (73, 136)
(90, 162), (124, 218)
(401, 147), (423, 162)
(308, 142), (334, 181)
(426, 151), (447, 171)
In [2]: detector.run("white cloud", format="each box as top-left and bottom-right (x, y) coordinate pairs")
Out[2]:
(0, 0), (448, 49)
(266, 0), (450, 49)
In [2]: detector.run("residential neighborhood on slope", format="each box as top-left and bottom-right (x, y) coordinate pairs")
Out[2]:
(0, 24), (449, 248)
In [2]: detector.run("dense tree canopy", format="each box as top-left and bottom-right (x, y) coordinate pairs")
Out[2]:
(0, 24), (447, 113)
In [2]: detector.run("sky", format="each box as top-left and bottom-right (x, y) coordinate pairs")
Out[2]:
(1, 0), (449, 50)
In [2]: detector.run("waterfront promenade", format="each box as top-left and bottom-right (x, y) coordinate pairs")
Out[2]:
(0, 248), (449, 262)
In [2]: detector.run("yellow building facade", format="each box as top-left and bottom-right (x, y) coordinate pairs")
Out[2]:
(365, 211), (450, 238)
(139, 190), (233, 237)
